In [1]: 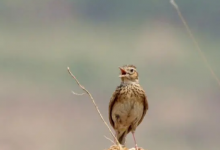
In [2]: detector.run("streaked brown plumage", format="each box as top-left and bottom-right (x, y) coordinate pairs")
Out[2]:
(109, 65), (148, 149)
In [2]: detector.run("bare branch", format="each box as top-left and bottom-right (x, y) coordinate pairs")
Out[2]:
(67, 67), (122, 149)
(104, 135), (115, 144)
(71, 91), (85, 96)
(170, 0), (220, 88)
(170, 0), (178, 9)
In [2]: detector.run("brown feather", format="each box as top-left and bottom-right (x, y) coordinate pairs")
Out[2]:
(137, 92), (148, 126)
(108, 86), (121, 129)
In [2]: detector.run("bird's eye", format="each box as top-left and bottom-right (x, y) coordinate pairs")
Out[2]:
(130, 69), (134, 72)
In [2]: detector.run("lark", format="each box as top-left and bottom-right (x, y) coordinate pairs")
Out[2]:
(109, 65), (148, 150)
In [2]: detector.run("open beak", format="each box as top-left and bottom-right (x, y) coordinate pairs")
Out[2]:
(119, 67), (127, 77)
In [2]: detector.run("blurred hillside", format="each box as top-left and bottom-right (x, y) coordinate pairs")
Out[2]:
(0, 0), (220, 150)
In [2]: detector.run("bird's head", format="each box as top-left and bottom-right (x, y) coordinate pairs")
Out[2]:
(119, 65), (139, 83)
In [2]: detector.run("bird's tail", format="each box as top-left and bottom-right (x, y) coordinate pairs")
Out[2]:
(116, 130), (127, 145)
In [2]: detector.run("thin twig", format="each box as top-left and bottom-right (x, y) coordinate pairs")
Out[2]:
(71, 91), (85, 96)
(67, 67), (121, 148)
(170, 0), (220, 88)
(104, 135), (115, 144)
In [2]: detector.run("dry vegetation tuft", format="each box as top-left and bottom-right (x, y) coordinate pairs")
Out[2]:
(106, 145), (146, 150)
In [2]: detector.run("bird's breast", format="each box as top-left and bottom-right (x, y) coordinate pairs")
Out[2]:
(112, 87), (144, 127)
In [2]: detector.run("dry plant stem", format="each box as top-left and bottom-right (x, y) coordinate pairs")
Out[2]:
(104, 135), (115, 144)
(170, 0), (220, 88)
(71, 91), (85, 95)
(67, 67), (121, 148)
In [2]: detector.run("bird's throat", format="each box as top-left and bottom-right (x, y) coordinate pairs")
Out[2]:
(121, 78), (139, 85)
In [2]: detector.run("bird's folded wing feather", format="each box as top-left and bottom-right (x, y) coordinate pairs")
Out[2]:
(138, 91), (148, 126)
(108, 86), (121, 129)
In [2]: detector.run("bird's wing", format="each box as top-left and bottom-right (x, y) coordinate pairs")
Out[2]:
(108, 86), (121, 129)
(138, 90), (148, 126)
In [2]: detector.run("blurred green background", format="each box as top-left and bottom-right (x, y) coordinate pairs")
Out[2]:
(0, 0), (220, 150)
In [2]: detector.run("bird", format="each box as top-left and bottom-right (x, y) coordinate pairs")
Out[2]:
(109, 65), (148, 150)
